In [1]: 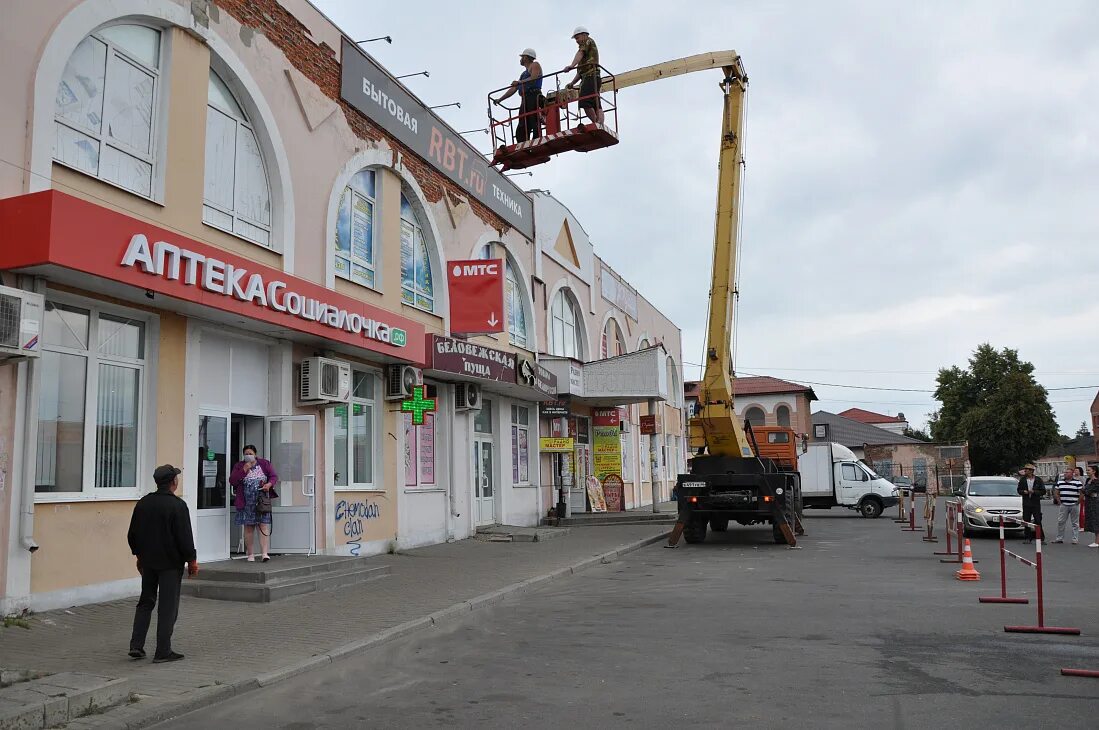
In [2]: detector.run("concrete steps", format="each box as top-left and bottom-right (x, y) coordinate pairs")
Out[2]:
(542, 512), (677, 527)
(475, 525), (570, 543)
(181, 556), (390, 602)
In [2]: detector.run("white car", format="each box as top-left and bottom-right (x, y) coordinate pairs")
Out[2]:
(960, 476), (1024, 535)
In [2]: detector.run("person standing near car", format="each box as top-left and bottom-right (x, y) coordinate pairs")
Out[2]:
(1052, 466), (1083, 544)
(1083, 465), (1099, 548)
(1017, 464), (1046, 544)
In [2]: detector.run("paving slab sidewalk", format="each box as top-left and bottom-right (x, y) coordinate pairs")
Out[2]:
(0, 524), (667, 728)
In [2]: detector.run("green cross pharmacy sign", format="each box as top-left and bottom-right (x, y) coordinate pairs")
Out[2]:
(401, 385), (436, 426)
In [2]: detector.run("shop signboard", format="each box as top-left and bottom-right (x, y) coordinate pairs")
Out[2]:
(600, 266), (639, 321)
(340, 39), (533, 239)
(602, 474), (625, 512)
(0, 191), (426, 363)
(517, 358), (558, 397)
(640, 414), (661, 435)
(428, 335), (516, 383)
(447, 259), (504, 335)
(541, 400), (570, 418)
(540, 437), (574, 452)
(592, 408), (623, 482)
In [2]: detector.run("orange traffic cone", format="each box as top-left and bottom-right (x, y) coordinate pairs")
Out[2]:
(956, 538), (981, 581)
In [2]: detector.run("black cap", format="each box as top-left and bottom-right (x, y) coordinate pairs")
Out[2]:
(153, 464), (182, 486)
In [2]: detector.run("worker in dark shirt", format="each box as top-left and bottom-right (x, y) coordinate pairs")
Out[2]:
(563, 26), (604, 126)
(492, 48), (543, 142)
(1017, 464), (1046, 544)
(127, 464), (198, 663)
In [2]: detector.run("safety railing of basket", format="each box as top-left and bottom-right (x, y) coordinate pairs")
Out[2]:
(487, 65), (619, 153)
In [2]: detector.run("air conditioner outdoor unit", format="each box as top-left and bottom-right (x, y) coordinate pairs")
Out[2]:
(299, 357), (351, 403)
(0, 285), (44, 360)
(454, 382), (482, 412)
(385, 364), (421, 401)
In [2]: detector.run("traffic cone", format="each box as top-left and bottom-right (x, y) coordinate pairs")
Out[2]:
(956, 539), (980, 581)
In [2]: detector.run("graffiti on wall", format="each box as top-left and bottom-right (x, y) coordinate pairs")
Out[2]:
(335, 498), (382, 556)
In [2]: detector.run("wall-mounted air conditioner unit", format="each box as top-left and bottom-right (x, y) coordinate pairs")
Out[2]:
(0, 285), (44, 360)
(454, 382), (482, 412)
(385, 364), (422, 401)
(299, 357), (351, 403)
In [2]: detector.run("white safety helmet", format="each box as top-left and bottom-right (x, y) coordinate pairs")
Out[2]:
(571, 26), (589, 38)
(520, 48), (537, 60)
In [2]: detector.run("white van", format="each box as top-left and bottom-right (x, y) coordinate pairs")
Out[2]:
(800, 442), (900, 518)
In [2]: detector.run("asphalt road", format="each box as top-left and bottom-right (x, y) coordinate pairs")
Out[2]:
(160, 507), (1099, 729)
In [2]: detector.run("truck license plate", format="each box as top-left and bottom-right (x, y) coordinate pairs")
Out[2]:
(682, 482), (708, 489)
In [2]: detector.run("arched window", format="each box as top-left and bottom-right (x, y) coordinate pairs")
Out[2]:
(776, 405), (792, 428)
(203, 69), (272, 246)
(638, 338), (650, 349)
(550, 289), (584, 359)
(601, 318), (626, 359)
(744, 407), (765, 427)
(400, 194), (435, 311)
(478, 244), (528, 348)
(54, 24), (162, 197)
(334, 169), (377, 288)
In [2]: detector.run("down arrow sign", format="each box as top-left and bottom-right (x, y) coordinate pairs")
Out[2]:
(488, 312), (499, 328)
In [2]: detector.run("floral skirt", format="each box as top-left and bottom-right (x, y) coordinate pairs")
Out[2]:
(235, 483), (273, 526)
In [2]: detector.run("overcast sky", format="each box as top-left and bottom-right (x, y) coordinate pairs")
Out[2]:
(315, 0), (1099, 434)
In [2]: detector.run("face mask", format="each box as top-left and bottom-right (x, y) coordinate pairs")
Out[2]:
(244, 454), (256, 463)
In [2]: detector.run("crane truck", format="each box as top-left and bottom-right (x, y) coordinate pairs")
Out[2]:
(489, 52), (803, 545)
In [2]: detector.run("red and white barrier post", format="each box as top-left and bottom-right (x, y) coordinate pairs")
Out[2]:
(979, 515), (1029, 604)
(922, 493), (938, 543)
(1003, 524), (1081, 635)
(902, 490), (921, 532)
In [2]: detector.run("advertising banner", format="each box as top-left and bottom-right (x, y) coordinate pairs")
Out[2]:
(447, 259), (504, 335)
(340, 39), (533, 239)
(540, 437), (575, 452)
(593, 408), (623, 482)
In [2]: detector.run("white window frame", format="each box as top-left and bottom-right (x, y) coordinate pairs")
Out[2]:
(551, 290), (582, 359)
(511, 404), (531, 485)
(35, 293), (157, 503)
(334, 170), (379, 290)
(333, 368), (381, 491)
(400, 198), (435, 313)
(202, 68), (273, 248)
(53, 24), (163, 200)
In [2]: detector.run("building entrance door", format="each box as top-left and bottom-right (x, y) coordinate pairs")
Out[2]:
(474, 438), (495, 526)
(266, 415), (316, 554)
(196, 411), (230, 562)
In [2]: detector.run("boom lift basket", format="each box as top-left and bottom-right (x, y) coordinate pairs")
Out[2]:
(488, 66), (619, 171)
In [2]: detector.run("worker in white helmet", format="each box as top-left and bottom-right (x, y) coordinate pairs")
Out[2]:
(491, 48), (543, 142)
(562, 26), (603, 126)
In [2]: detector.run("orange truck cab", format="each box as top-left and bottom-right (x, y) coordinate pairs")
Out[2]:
(750, 426), (799, 471)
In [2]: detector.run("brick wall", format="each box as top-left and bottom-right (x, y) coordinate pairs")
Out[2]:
(213, 0), (509, 237)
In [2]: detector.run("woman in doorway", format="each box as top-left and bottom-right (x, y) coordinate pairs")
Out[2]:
(229, 445), (279, 562)
(1083, 464), (1099, 548)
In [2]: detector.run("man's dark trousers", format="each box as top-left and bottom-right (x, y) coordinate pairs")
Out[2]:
(130, 568), (183, 658)
(1022, 501), (1043, 541)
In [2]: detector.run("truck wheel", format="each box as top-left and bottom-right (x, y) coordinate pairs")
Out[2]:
(709, 518), (729, 532)
(684, 517), (708, 544)
(858, 498), (883, 519)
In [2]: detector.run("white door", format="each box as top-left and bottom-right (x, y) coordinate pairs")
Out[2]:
(474, 439), (496, 526)
(837, 462), (865, 505)
(571, 445), (592, 514)
(196, 411), (231, 561)
(266, 415), (316, 554)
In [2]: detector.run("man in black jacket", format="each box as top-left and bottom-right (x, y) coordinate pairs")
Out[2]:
(1017, 464), (1046, 544)
(127, 465), (198, 663)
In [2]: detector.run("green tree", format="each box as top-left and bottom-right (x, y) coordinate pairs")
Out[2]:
(902, 426), (933, 442)
(1076, 422), (1092, 439)
(928, 344), (1058, 475)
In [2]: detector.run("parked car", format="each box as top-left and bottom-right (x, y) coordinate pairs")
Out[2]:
(891, 475), (925, 494)
(959, 476), (1023, 535)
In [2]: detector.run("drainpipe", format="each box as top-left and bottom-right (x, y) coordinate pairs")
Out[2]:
(17, 277), (44, 552)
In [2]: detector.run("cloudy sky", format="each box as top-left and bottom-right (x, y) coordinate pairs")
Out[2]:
(315, 0), (1099, 434)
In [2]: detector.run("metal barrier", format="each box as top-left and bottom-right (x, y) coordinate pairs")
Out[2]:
(894, 488), (908, 523)
(921, 493), (937, 543)
(978, 515), (1029, 604)
(998, 522), (1081, 635)
(938, 500), (975, 563)
(934, 500), (960, 558)
(901, 490), (921, 532)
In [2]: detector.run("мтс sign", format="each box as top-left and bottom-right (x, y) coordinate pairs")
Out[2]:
(447, 259), (505, 335)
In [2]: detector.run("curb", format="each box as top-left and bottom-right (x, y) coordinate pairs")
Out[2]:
(108, 530), (668, 729)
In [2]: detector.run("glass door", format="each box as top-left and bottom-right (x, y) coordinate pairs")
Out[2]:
(474, 439), (495, 526)
(266, 415), (316, 554)
(196, 411), (230, 561)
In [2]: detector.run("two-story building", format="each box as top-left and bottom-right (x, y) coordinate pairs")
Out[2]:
(0, 0), (683, 613)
